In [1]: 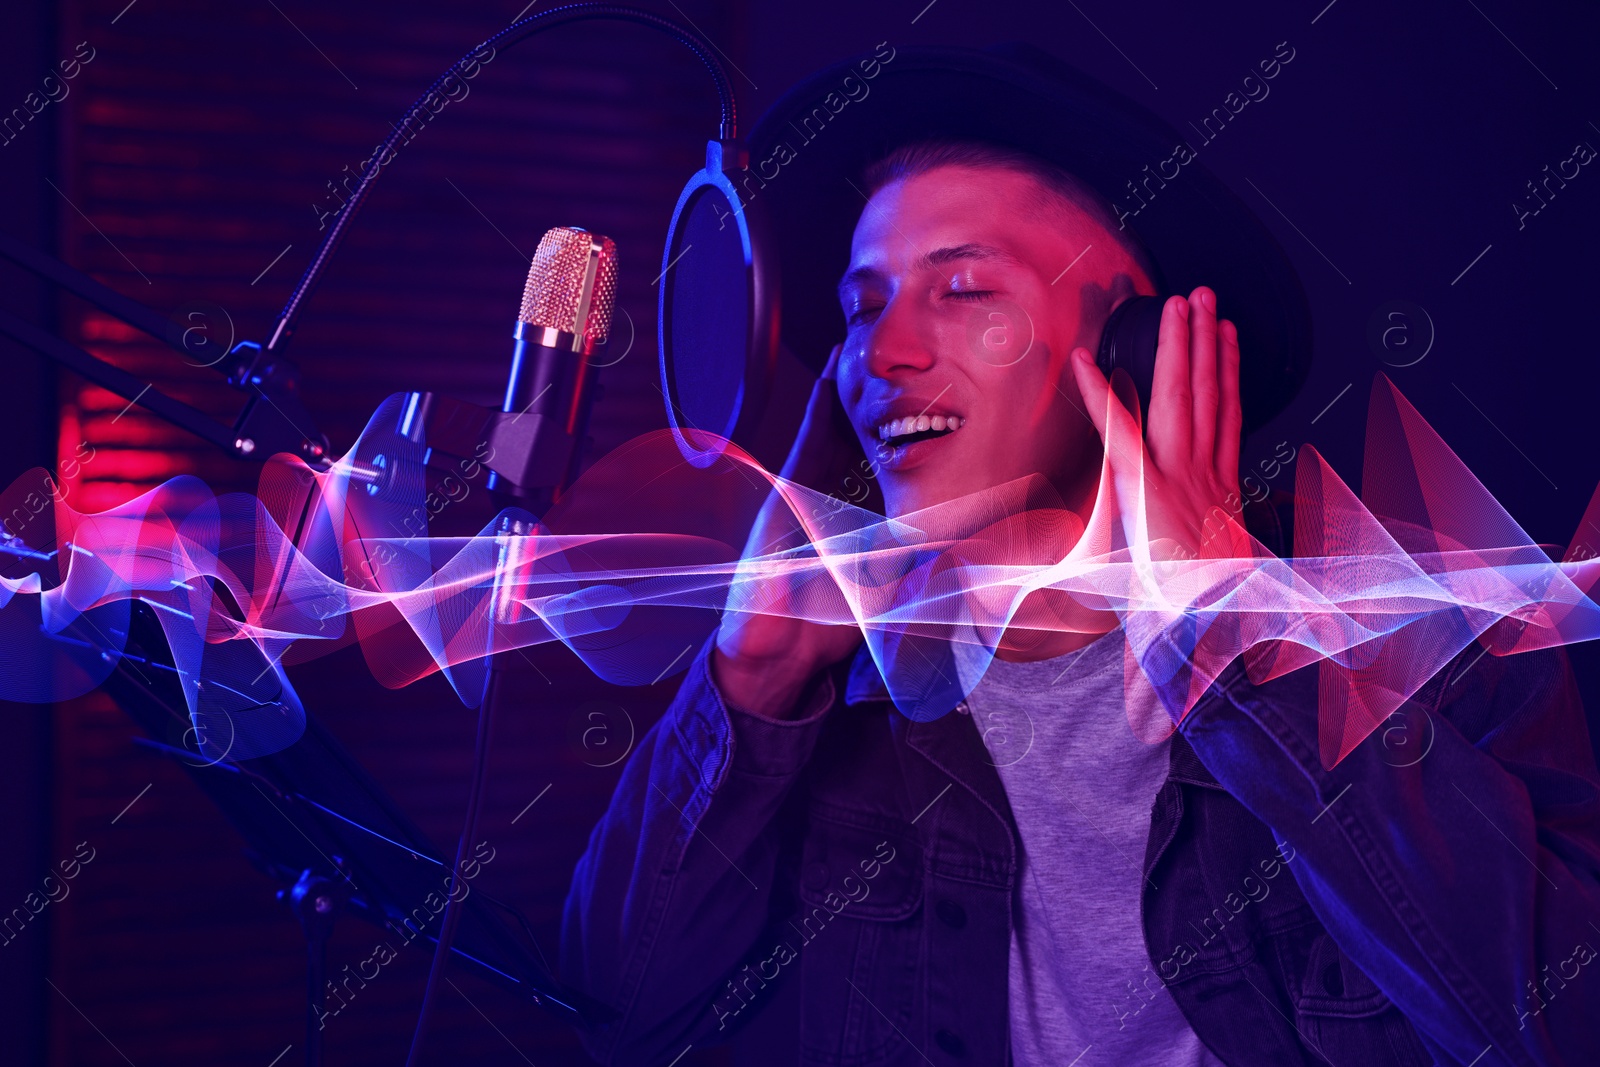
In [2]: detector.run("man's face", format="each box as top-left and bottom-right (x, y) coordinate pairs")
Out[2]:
(835, 164), (1151, 518)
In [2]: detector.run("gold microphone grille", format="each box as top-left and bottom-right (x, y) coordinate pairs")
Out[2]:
(518, 226), (619, 346)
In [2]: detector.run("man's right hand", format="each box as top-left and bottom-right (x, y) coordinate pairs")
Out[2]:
(713, 344), (871, 719)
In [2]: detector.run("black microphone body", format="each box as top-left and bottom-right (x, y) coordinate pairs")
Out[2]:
(489, 322), (577, 513)
(502, 322), (570, 423)
(489, 225), (618, 509)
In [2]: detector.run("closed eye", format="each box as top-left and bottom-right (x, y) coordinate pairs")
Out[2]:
(846, 306), (883, 327)
(847, 290), (994, 326)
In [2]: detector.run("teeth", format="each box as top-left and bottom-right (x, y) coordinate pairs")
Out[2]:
(874, 415), (964, 440)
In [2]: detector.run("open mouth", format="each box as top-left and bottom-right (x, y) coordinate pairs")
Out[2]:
(875, 414), (964, 451)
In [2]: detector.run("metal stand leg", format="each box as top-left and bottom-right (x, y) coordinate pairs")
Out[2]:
(280, 869), (350, 1067)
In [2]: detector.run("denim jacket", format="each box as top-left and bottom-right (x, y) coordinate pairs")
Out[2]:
(562, 523), (1600, 1065)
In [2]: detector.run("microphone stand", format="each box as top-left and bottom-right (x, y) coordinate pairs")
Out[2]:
(0, 6), (739, 1063)
(82, 600), (612, 1067)
(405, 281), (606, 1065)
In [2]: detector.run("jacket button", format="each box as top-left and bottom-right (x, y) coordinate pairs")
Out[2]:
(934, 1028), (965, 1056)
(804, 862), (829, 890)
(1322, 961), (1344, 997)
(935, 899), (967, 929)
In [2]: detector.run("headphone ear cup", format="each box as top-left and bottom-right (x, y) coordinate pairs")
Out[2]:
(1094, 295), (1165, 420)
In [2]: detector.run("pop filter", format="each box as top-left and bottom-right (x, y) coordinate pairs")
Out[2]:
(657, 140), (780, 466)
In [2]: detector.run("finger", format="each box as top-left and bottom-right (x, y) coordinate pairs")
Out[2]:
(1147, 294), (1192, 467)
(781, 360), (849, 482)
(1071, 346), (1143, 469)
(1072, 345), (1149, 544)
(1069, 346), (1108, 441)
(1216, 318), (1243, 487)
(819, 342), (854, 442)
(1189, 286), (1219, 463)
(821, 342), (843, 381)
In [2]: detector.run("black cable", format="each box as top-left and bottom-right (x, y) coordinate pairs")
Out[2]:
(402, 663), (503, 1067)
(264, 3), (737, 356)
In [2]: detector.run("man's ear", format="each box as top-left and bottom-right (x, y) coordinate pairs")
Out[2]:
(1070, 270), (1143, 356)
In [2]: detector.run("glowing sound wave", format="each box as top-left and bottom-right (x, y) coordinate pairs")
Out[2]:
(1, 378), (1596, 767)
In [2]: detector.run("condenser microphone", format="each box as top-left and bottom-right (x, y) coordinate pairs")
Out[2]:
(362, 226), (619, 508)
(406, 226), (618, 1067)
(489, 225), (618, 501)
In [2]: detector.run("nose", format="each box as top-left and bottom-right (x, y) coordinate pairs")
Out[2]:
(862, 293), (936, 381)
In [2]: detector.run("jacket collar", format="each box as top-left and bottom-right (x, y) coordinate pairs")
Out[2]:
(845, 641), (1225, 797)
(844, 641), (892, 704)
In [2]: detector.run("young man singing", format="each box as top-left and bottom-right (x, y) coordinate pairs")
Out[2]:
(563, 45), (1600, 1067)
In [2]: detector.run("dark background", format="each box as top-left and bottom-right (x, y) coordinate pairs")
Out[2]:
(0, 1), (1596, 1064)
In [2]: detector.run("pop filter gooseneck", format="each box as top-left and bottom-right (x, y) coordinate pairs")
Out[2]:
(261, 3), (737, 360)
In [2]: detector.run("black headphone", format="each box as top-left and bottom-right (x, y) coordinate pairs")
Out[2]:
(1094, 294), (1166, 420)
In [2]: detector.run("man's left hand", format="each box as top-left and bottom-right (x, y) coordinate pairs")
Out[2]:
(1069, 285), (1246, 562)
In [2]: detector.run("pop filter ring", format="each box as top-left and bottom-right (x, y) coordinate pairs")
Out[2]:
(657, 139), (780, 466)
